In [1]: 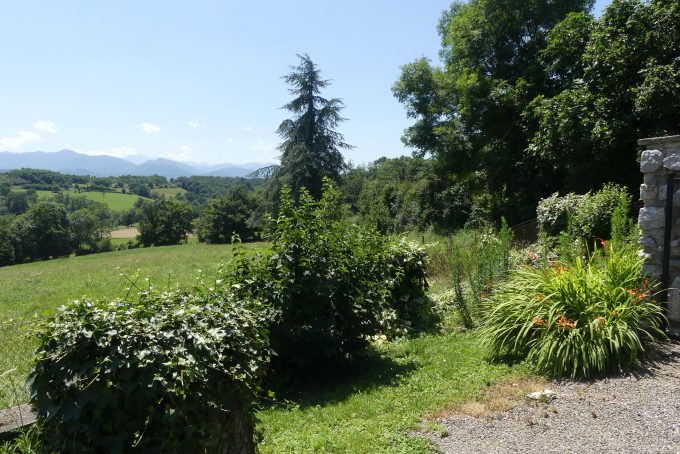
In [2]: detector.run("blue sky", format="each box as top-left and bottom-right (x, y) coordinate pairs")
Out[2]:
(0, 0), (611, 165)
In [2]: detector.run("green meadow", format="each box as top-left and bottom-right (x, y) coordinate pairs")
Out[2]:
(0, 242), (262, 318)
(34, 189), (149, 212)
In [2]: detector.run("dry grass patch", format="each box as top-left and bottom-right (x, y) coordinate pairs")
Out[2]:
(430, 375), (548, 420)
(110, 227), (139, 238)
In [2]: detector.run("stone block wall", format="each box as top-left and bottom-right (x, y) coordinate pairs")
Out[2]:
(638, 134), (680, 334)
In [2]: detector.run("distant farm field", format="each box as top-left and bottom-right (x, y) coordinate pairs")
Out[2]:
(34, 189), (149, 211)
(152, 187), (187, 197)
(0, 242), (264, 318)
(110, 227), (139, 238)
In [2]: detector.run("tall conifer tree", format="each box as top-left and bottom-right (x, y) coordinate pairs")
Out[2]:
(272, 54), (351, 199)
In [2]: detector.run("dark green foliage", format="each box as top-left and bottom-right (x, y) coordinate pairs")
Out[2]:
(197, 187), (257, 243)
(138, 199), (193, 246)
(480, 243), (665, 378)
(529, 0), (680, 192)
(223, 181), (433, 378)
(131, 183), (151, 197)
(394, 0), (680, 226)
(0, 236), (14, 266)
(175, 176), (264, 199)
(350, 157), (430, 233)
(4, 190), (37, 215)
(9, 202), (72, 260)
(28, 288), (271, 453)
(270, 54), (351, 200)
(536, 184), (630, 242)
(394, 0), (594, 223)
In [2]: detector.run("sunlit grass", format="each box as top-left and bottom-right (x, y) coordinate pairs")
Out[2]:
(257, 331), (524, 453)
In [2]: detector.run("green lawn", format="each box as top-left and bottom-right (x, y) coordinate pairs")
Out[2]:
(34, 189), (149, 212)
(257, 332), (522, 453)
(0, 242), (263, 409)
(0, 242), (262, 318)
(0, 239), (526, 451)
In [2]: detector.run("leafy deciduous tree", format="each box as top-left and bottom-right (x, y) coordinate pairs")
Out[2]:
(138, 199), (193, 246)
(196, 187), (257, 243)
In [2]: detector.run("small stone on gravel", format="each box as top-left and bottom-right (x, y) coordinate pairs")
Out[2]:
(429, 342), (680, 454)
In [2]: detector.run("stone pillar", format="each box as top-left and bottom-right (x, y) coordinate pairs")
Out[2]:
(638, 135), (680, 335)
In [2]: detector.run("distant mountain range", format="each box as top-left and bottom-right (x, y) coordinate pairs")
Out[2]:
(0, 149), (270, 178)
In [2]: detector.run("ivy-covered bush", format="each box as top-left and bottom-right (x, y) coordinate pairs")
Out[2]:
(223, 181), (434, 378)
(480, 243), (665, 379)
(537, 183), (630, 241)
(28, 289), (271, 453)
(382, 239), (432, 334)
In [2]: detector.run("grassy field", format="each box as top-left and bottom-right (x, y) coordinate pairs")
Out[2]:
(0, 242), (263, 410)
(34, 189), (149, 211)
(0, 235), (527, 451)
(0, 242), (261, 318)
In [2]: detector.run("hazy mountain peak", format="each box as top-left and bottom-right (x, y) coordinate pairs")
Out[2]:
(0, 149), (268, 178)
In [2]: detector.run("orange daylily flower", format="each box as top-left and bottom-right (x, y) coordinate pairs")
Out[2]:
(532, 316), (546, 327)
(628, 289), (650, 301)
(556, 315), (576, 329)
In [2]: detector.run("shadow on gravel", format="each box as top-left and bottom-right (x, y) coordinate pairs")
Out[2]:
(631, 340), (680, 377)
(264, 348), (418, 410)
(575, 341), (680, 383)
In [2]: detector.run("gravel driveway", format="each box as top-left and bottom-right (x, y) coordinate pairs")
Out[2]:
(431, 342), (680, 454)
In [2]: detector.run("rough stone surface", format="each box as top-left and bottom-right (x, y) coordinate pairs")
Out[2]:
(638, 207), (665, 230)
(0, 405), (36, 439)
(638, 236), (658, 249)
(668, 278), (680, 323)
(430, 343), (680, 454)
(644, 173), (657, 185)
(664, 187), (680, 204)
(640, 149), (664, 172)
(637, 250), (654, 261)
(640, 184), (657, 200)
(641, 264), (662, 277)
(663, 155), (680, 171)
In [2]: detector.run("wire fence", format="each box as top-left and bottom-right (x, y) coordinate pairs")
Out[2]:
(0, 317), (42, 411)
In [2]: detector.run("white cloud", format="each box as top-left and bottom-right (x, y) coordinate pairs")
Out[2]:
(140, 122), (161, 134)
(34, 120), (58, 134)
(0, 130), (43, 150)
(168, 145), (192, 161)
(188, 117), (204, 128)
(252, 140), (276, 151)
(225, 137), (234, 143)
(80, 146), (139, 159)
(242, 126), (255, 132)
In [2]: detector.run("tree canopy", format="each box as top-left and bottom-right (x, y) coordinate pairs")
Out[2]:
(272, 54), (352, 200)
(394, 0), (679, 224)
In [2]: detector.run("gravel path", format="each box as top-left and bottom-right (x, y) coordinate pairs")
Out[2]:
(431, 342), (680, 454)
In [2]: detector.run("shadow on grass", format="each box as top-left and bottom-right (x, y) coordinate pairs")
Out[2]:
(264, 347), (418, 410)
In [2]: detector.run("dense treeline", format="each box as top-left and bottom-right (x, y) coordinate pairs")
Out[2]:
(0, 168), (270, 265)
(393, 0), (680, 224)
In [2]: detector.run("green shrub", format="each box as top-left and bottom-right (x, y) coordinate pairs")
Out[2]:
(28, 288), (271, 453)
(537, 183), (630, 242)
(223, 181), (433, 378)
(382, 239), (433, 334)
(480, 243), (665, 378)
